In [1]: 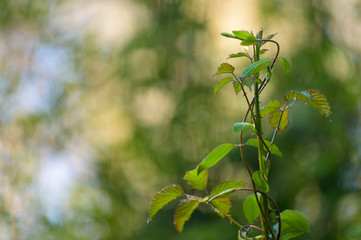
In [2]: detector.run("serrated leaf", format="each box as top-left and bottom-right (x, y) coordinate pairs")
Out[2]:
(279, 56), (290, 73)
(284, 89), (331, 116)
(210, 180), (246, 195)
(149, 184), (184, 221)
(211, 196), (231, 218)
(233, 122), (255, 133)
(221, 32), (238, 39)
(260, 100), (281, 118)
(228, 52), (249, 59)
(281, 210), (310, 233)
(233, 81), (242, 95)
(213, 63), (235, 76)
(252, 170), (269, 193)
(247, 138), (282, 157)
(174, 199), (199, 233)
(214, 77), (233, 95)
(269, 104), (289, 134)
(197, 143), (234, 174)
(243, 194), (260, 224)
(184, 168), (208, 190)
(241, 58), (271, 77)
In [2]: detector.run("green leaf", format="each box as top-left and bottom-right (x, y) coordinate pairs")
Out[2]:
(148, 184), (184, 221)
(266, 33), (277, 40)
(241, 58), (271, 77)
(243, 194), (260, 224)
(252, 170), (269, 193)
(284, 89), (331, 116)
(228, 52), (249, 59)
(221, 32), (238, 39)
(233, 81), (242, 95)
(174, 199), (199, 233)
(260, 100), (280, 118)
(281, 210), (310, 233)
(210, 180), (246, 195)
(247, 138), (282, 157)
(279, 56), (290, 73)
(232, 30), (257, 46)
(269, 104), (289, 134)
(260, 49), (269, 54)
(214, 77), (233, 95)
(197, 143), (234, 174)
(184, 168), (208, 190)
(233, 122), (255, 133)
(213, 63), (235, 76)
(210, 196), (231, 218)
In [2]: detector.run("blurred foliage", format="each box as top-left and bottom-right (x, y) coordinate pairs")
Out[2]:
(0, 0), (360, 239)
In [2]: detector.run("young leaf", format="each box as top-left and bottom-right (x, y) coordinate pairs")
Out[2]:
(266, 33), (277, 40)
(213, 63), (235, 76)
(247, 138), (282, 157)
(260, 100), (280, 118)
(184, 168), (208, 190)
(268, 105), (289, 134)
(233, 81), (242, 95)
(260, 49), (269, 54)
(281, 210), (310, 233)
(232, 30), (255, 40)
(221, 32), (238, 39)
(284, 89), (331, 116)
(241, 58), (271, 77)
(210, 196), (231, 218)
(279, 56), (290, 73)
(252, 170), (269, 193)
(233, 122), (255, 133)
(174, 199), (200, 233)
(149, 184), (184, 221)
(210, 180), (246, 195)
(214, 77), (233, 95)
(197, 143), (234, 174)
(243, 194), (260, 224)
(228, 52), (249, 59)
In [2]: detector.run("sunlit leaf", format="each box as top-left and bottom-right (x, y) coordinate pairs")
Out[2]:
(281, 210), (310, 233)
(233, 122), (254, 133)
(149, 184), (184, 221)
(232, 30), (255, 40)
(184, 168), (208, 190)
(241, 58), (271, 77)
(214, 77), (233, 95)
(247, 138), (282, 157)
(174, 199), (200, 233)
(197, 143), (234, 174)
(210, 196), (231, 218)
(283, 89), (331, 116)
(228, 52), (249, 59)
(260, 49), (269, 54)
(213, 63), (235, 76)
(243, 194), (260, 224)
(268, 104), (289, 134)
(233, 81), (242, 95)
(260, 100), (281, 118)
(210, 180), (246, 195)
(221, 32), (238, 39)
(252, 170), (269, 193)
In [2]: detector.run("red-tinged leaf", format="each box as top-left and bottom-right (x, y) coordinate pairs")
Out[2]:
(269, 104), (289, 134)
(214, 77), (233, 95)
(213, 63), (235, 76)
(283, 89), (331, 116)
(260, 100), (281, 118)
(197, 143), (234, 175)
(148, 184), (184, 221)
(210, 180), (246, 195)
(184, 168), (208, 190)
(211, 196), (231, 218)
(233, 81), (242, 95)
(174, 199), (199, 233)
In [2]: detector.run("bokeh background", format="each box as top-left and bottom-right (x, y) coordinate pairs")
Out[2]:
(0, 0), (360, 239)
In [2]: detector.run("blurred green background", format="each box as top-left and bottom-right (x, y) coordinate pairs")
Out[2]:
(0, 0), (360, 239)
